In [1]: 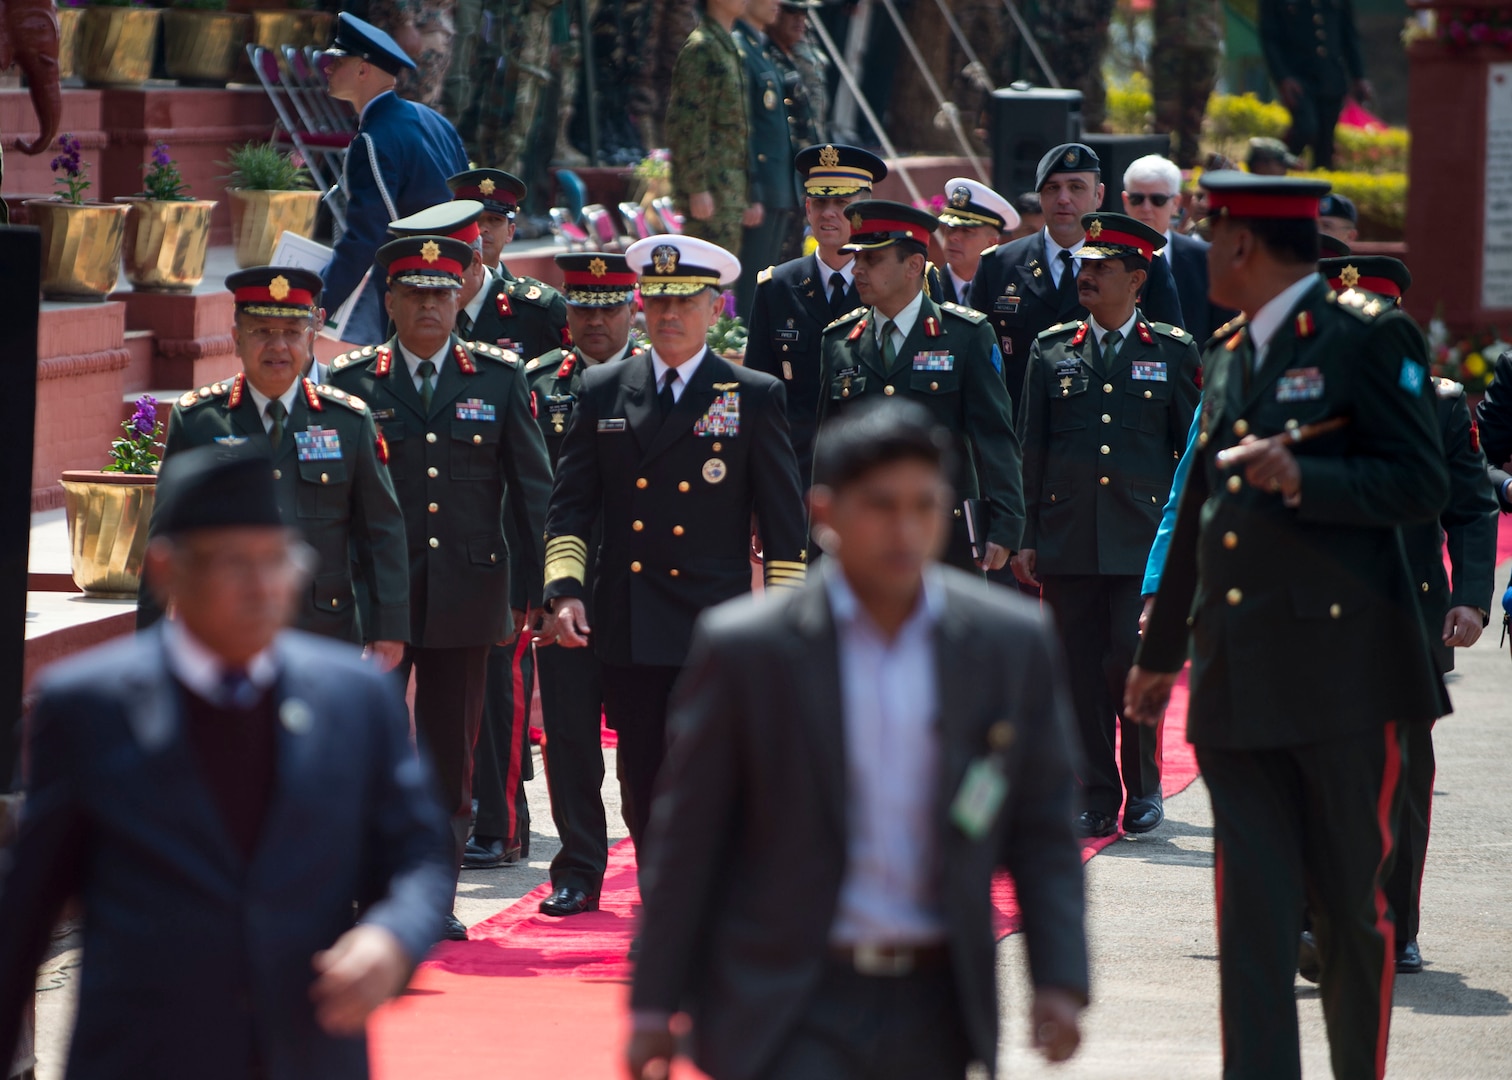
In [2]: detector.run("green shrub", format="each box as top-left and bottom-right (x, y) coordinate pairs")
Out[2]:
(1331, 126), (1409, 174)
(1301, 169), (1407, 238)
(1106, 73), (1154, 135)
(1204, 93), (1291, 160)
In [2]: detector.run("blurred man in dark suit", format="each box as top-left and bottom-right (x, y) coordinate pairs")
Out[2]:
(628, 400), (1088, 1080)
(0, 446), (452, 1079)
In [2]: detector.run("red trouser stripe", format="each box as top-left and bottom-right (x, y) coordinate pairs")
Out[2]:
(502, 633), (532, 841)
(1372, 721), (1403, 1080)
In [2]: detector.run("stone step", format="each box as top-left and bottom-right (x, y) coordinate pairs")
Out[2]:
(123, 330), (156, 396)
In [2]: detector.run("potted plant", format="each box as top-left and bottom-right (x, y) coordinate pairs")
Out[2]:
(221, 140), (321, 268)
(77, 0), (162, 88)
(117, 142), (219, 292)
(707, 291), (747, 364)
(23, 133), (129, 301)
(162, 0), (251, 87)
(59, 396), (163, 598)
(238, 0), (332, 82)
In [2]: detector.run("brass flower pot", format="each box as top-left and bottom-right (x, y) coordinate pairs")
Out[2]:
(22, 199), (129, 302)
(227, 188), (321, 269)
(77, 7), (162, 89)
(58, 8), (81, 81)
(162, 10), (250, 88)
(117, 197), (219, 293)
(59, 472), (158, 599)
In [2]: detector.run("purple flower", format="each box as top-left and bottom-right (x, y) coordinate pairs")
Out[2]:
(1471, 22), (1493, 44)
(151, 142), (172, 168)
(130, 396), (157, 437)
(722, 290), (738, 318)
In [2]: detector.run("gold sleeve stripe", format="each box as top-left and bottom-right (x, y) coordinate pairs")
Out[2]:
(765, 576), (804, 591)
(544, 536), (589, 585)
(546, 535), (587, 554)
(766, 560), (808, 574)
(765, 565), (807, 578)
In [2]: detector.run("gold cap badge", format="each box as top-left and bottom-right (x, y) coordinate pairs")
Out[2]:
(479, 177), (496, 196)
(850, 211), (864, 231)
(819, 144), (840, 168)
(420, 239), (442, 263)
(268, 274), (291, 300)
(1088, 219), (1103, 239)
(652, 244), (679, 274)
(1340, 264), (1360, 288)
(1064, 148), (1078, 166)
(950, 185), (970, 209)
(588, 257), (608, 278)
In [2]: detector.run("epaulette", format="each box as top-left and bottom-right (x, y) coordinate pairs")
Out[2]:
(467, 339), (521, 366)
(1206, 315), (1248, 348)
(314, 384), (368, 412)
(979, 244), (1000, 256)
(178, 380), (232, 409)
(1326, 291), (1377, 322)
(757, 265), (774, 285)
(329, 344), (379, 372)
(1147, 321), (1190, 342)
(939, 301), (986, 324)
(504, 276), (559, 308)
(525, 348), (566, 376)
(1434, 376), (1464, 399)
(1037, 320), (1079, 340)
(825, 306), (867, 331)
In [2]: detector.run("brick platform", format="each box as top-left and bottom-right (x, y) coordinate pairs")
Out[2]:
(33, 302), (132, 512)
(115, 288), (241, 390)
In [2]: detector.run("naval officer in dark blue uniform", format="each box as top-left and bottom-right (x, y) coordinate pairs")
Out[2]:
(317, 13), (468, 346)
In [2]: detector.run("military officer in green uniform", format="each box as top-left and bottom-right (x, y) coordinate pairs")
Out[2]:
(1014, 213), (1200, 839)
(140, 267), (410, 662)
(817, 200), (1024, 574)
(746, 144), (886, 487)
(666, 0), (752, 256)
(1317, 254), (1499, 977)
(1126, 175), (1449, 1080)
(328, 234), (554, 940)
(1259, 0), (1372, 170)
(542, 235), (807, 863)
(521, 252), (646, 917)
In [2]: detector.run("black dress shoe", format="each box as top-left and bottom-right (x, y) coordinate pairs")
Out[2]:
(442, 912), (469, 941)
(462, 836), (522, 869)
(1297, 931), (1321, 983)
(1396, 940), (1423, 974)
(1122, 796), (1165, 835)
(539, 886), (600, 917)
(1074, 810), (1118, 838)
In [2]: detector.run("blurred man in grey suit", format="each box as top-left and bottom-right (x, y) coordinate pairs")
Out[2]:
(627, 400), (1088, 1080)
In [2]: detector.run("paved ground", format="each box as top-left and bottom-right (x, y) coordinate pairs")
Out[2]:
(27, 573), (1512, 1078)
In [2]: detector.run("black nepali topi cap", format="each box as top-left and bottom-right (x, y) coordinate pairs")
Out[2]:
(1320, 255), (1412, 300)
(1077, 212), (1165, 265)
(1036, 143), (1100, 190)
(448, 169), (526, 218)
(555, 252), (637, 306)
(794, 143), (888, 197)
(839, 199), (938, 252)
(318, 13), (417, 76)
(376, 235), (472, 289)
(225, 266), (322, 319)
(155, 444), (283, 536)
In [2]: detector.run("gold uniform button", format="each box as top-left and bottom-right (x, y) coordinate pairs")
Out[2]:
(930, 381), (939, 391)
(426, 432), (437, 444)
(1421, 582), (1430, 592)
(427, 467), (439, 478)
(1103, 383), (1114, 393)
(1223, 531), (1238, 550)
(428, 502), (439, 513)
(884, 385), (896, 396)
(428, 537), (439, 549)
(320, 473), (329, 484)
(678, 481), (691, 492)
(954, 507), (963, 517)
(1050, 494), (1057, 502)
(631, 561), (642, 573)
(1226, 588), (1242, 606)
(271, 469), (282, 480)
(632, 520), (644, 532)
(1285, 419), (1300, 431)
(1143, 390), (1153, 399)
(1101, 413), (1111, 424)
(489, 553), (497, 563)
(712, 442), (722, 452)
(1099, 444), (1110, 455)
(1226, 475), (1243, 493)
(673, 525), (685, 536)
(330, 598), (339, 608)
(636, 477), (648, 489)
(1329, 603), (1342, 619)
(473, 434), (482, 444)
(1099, 476), (1110, 486)
(1233, 420), (1249, 437)
(1198, 431), (1210, 447)
(842, 388), (850, 397)
(669, 568), (680, 577)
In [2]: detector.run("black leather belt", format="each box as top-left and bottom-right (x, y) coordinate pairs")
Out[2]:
(828, 942), (951, 977)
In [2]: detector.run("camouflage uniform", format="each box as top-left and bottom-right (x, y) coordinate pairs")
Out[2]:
(472, 0), (561, 178)
(666, 16), (749, 254)
(1033, 0), (1117, 132)
(639, 0), (698, 149)
(368, 0), (456, 107)
(1151, 0), (1222, 168)
(440, 0), (484, 124)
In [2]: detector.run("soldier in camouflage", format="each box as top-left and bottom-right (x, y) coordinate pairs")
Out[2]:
(366, 0), (456, 107)
(1151, 0), (1222, 169)
(666, 0), (752, 255)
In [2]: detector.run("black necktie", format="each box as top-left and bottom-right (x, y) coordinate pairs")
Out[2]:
(1057, 250), (1078, 311)
(220, 668), (258, 710)
(658, 369), (678, 416)
(265, 399), (286, 449)
(457, 311), (473, 338)
(417, 359), (436, 413)
(829, 272), (848, 318)
(1101, 329), (1122, 367)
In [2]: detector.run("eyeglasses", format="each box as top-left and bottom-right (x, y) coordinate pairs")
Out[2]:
(243, 327), (313, 346)
(1126, 193), (1173, 207)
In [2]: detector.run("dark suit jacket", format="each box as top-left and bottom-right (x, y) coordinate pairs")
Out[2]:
(0, 629), (453, 1080)
(543, 348), (808, 667)
(1260, 0), (1364, 97)
(631, 571), (1088, 1080)
(972, 230), (1186, 421)
(1475, 348), (1512, 471)
(1162, 232), (1236, 346)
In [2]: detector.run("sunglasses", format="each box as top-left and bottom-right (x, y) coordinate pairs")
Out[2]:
(1126, 193), (1173, 207)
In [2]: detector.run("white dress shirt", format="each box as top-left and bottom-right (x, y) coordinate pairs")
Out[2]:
(1088, 309), (1139, 352)
(1248, 273), (1322, 374)
(163, 619), (278, 703)
(817, 252), (856, 294)
(245, 380), (303, 435)
(1044, 227), (1086, 289)
(400, 340), (452, 394)
(947, 264), (973, 306)
(825, 561), (948, 946)
(459, 275), (491, 331)
(873, 288), (925, 357)
(650, 346), (707, 403)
